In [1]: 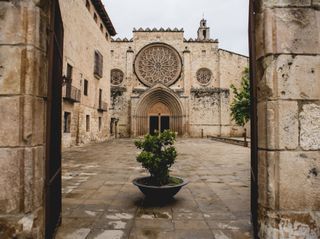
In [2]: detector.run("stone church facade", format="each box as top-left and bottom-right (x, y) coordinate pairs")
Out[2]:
(110, 20), (248, 138)
(58, 0), (249, 147)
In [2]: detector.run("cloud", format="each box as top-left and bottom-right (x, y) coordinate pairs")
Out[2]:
(104, 0), (248, 55)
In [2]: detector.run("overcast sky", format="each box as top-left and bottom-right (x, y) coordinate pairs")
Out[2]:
(104, 0), (249, 56)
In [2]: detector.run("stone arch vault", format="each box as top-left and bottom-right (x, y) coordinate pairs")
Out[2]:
(132, 84), (185, 136)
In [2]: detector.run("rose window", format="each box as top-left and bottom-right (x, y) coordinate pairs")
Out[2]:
(134, 43), (182, 87)
(111, 69), (124, 85)
(196, 68), (212, 85)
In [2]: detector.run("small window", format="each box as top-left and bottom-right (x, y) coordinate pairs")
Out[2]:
(84, 79), (88, 96)
(99, 89), (102, 108)
(64, 112), (71, 133)
(66, 64), (73, 80)
(85, 0), (90, 11)
(94, 50), (103, 78)
(105, 33), (109, 40)
(203, 30), (207, 39)
(86, 115), (90, 132)
(99, 117), (102, 131)
(94, 13), (98, 23)
(100, 23), (104, 32)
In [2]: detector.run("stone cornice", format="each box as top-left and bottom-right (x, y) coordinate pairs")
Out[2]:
(91, 0), (117, 36)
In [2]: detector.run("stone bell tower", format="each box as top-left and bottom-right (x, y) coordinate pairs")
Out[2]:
(197, 18), (210, 40)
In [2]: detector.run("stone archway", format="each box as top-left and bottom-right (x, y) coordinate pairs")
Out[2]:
(132, 85), (185, 136)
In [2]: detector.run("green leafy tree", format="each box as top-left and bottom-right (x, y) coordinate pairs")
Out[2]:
(230, 67), (250, 126)
(134, 130), (177, 186)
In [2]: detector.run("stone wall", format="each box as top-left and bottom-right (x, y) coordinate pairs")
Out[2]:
(59, 0), (112, 148)
(0, 0), (50, 237)
(255, 0), (320, 238)
(219, 49), (250, 136)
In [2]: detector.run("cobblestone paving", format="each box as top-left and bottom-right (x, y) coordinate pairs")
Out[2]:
(55, 139), (252, 239)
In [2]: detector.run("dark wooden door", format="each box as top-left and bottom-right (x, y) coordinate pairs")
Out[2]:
(45, 0), (64, 238)
(149, 116), (159, 135)
(160, 116), (170, 132)
(249, 0), (259, 237)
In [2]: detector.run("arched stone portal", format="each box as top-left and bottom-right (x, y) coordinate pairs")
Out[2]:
(133, 85), (185, 136)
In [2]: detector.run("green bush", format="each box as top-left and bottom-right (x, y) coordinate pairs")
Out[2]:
(134, 130), (177, 186)
(230, 67), (250, 126)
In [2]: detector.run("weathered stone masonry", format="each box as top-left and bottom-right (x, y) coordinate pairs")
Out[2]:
(255, 0), (320, 238)
(110, 21), (249, 138)
(0, 0), (50, 237)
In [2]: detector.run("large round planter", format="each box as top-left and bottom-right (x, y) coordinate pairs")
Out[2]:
(132, 176), (188, 201)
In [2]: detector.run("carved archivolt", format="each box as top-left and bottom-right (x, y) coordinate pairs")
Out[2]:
(134, 43), (182, 87)
(111, 69), (124, 85)
(196, 68), (212, 85)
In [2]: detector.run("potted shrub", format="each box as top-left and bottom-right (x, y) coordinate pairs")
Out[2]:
(132, 130), (188, 201)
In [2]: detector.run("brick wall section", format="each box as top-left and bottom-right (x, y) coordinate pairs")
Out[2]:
(256, 0), (320, 238)
(0, 0), (49, 237)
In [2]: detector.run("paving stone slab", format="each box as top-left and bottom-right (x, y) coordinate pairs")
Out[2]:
(56, 139), (252, 238)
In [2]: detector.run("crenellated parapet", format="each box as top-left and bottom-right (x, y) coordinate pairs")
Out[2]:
(133, 27), (184, 32)
(111, 37), (134, 42)
(184, 38), (218, 43)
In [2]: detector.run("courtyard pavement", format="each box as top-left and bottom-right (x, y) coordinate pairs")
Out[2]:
(55, 139), (252, 239)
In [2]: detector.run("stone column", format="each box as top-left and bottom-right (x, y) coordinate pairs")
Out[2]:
(126, 46), (134, 78)
(130, 96), (139, 137)
(0, 0), (50, 238)
(127, 47), (134, 136)
(183, 48), (191, 135)
(255, 1), (320, 238)
(183, 47), (191, 95)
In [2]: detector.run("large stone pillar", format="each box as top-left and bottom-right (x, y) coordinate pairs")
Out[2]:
(0, 0), (50, 237)
(255, 1), (320, 238)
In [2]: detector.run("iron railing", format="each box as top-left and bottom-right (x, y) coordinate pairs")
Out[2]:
(63, 84), (81, 102)
(98, 101), (108, 112)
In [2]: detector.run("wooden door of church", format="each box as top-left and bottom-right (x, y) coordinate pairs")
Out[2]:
(160, 116), (170, 132)
(149, 115), (170, 134)
(149, 116), (159, 135)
